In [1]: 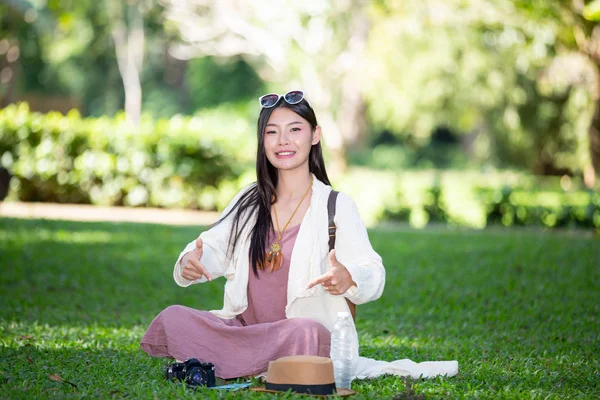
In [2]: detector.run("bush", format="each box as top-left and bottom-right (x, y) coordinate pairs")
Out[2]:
(0, 103), (255, 210)
(478, 187), (600, 229)
(378, 177), (600, 230)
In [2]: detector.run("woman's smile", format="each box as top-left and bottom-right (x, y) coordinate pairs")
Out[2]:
(275, 150), (296, 158)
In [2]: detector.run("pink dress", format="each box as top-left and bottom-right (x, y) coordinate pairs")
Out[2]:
(140, 224), (331, 379)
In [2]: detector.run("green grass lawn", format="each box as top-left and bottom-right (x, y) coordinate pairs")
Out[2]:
(0, 218), (598, 399)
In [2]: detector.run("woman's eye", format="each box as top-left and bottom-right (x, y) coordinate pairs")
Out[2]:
(290, 127), (301, 132)
(265, 130), (277, 135)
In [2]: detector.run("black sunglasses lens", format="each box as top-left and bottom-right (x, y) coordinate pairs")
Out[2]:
(284, 91), (304, 104)
(260, 94), (280, 108)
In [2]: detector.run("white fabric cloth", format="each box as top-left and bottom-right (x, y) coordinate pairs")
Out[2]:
(356, 357), (459, 379)
(173, 175), (458, 379)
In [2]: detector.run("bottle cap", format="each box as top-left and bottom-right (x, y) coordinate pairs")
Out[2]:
(337, 311), (350, 318)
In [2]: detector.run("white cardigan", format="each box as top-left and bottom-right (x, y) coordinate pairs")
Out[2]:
(173, 176), (458, 379)
(173, 176), (385, 331)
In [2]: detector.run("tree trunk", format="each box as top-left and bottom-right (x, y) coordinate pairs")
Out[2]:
(337, 86), (368, 152)
(337, 1), (370, 152)
(327, 0), (370, 173)
(581, 22), (600, 187)
(586, 96), (600, 187)
(110, 1), (144, 125)
(583, 54), (600, 187)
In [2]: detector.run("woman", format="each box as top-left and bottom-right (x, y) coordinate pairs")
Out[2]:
(140, 90), (385, 379)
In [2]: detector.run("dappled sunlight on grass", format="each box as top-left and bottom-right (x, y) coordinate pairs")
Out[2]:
(1, 217), (598, 398)
(0, 218), (180, 246)
(1, 321), (146, 350)
(0, 227), (116, 245)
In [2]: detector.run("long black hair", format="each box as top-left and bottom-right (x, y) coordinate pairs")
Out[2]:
(215, 97), (331, 277)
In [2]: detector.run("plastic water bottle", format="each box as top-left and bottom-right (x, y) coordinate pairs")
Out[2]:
(330, 311), (358, 389)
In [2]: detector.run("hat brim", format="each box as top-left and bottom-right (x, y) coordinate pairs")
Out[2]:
(251, 386), (355, 397)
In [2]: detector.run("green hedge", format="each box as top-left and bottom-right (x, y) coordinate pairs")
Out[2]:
(380, 183), (600, 230)
(479, 187), (600, 229)
(2, 103), (598, 230)
(0, 103), (254, 210)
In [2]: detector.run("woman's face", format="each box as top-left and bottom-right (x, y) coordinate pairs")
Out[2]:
(263, 107), (321, 173)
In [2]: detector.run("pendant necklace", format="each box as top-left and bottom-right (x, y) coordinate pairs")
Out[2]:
(264, 176), (313, 272)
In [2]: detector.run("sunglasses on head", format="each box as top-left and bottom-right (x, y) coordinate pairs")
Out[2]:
(258, 90), (306, 108)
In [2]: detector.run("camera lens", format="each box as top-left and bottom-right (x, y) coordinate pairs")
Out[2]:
(187, 367), (207, 386)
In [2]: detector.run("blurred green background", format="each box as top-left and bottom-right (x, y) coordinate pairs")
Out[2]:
(1, 0), (600, 230)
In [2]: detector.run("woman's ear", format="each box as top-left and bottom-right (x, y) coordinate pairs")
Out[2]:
(312, 126), (322, 145)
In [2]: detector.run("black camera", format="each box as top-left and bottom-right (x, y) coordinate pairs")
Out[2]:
(165, 358), (216, 387)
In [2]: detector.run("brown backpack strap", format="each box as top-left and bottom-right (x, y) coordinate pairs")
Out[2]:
(327, 190), (339, 252)
(327, 190), (356, 321)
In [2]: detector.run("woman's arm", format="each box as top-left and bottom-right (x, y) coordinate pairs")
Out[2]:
(173, 184), (254, 287)
(333, 193), (386, 304)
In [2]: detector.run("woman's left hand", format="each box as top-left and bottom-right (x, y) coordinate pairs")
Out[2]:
(307, 250), (357, 295)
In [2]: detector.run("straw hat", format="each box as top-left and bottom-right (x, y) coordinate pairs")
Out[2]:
(251, 355), (355, 397)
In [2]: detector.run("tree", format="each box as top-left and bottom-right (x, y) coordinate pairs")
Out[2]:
(107, 0), (146, 125)
(513, 0), (600, 186)
(1, 0), (177, 120)
(362, 0), (597, 181)
(161, 0), (372, 171)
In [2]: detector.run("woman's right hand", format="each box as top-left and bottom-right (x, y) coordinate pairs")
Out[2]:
(181, 237), (213, 282)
